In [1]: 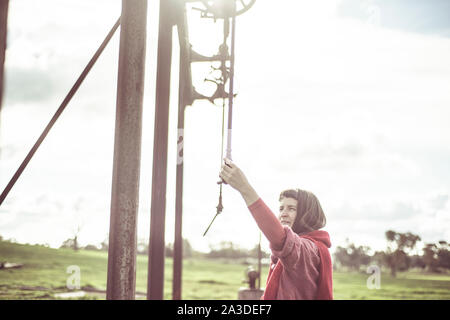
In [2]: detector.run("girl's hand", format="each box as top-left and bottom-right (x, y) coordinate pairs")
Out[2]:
(220, 158), (260, 206)
(219, 158), (250, 193)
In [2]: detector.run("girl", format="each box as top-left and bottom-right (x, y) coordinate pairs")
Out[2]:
(219, 158), (333, 300)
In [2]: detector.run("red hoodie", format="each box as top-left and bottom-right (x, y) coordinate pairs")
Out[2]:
(248, 198), (333, 300)
(261, 230), (333, 300)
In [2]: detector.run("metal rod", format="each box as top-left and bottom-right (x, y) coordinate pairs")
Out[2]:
(173, 0), (189, 300)
(203, 15), (235, 236)
(0, 0), (9, 156)
(0, 17), (121, 207)
(225, 15), (235, 160)
(173, 54), (185, 301)
(106, 0), (147, 300)
(147, 0), (173, 300)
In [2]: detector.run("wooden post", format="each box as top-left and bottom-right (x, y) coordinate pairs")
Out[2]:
(173, 63), (185, 299)
(147, 0), (173, 300)
(107, 0), (148, 300)
(172, 0), (192, 300)
(0, 0), (9, 152)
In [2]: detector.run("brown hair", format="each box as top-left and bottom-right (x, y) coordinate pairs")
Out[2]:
(279, 189), (326, 234)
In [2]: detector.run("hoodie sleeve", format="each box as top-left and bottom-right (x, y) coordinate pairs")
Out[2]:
(270, 226), (320, 271)
(247, 198), (287, 250)
(247, 198), (320, 269)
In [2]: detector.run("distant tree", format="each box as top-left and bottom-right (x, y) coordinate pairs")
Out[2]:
(100, 236), (109, 251)
(83, 244), (99, 251)
(249, 244), (270, 260)
(137, 238), (149, 255)
(333, 240), (371, 271)
(207, 241), (249, 259)
(60, 238), (76, 250)
(371, 251), (387, 269)
(423, 243), (439, 272)
(66, 197), (86, 251)
(61, 224), (83, 251)
(164, 239), (199, 258)
(423, 241), (450, 272)
(182, 238), (193, 258)
(72, 225), (82, 251)
(384, 230), (421, 277)
(409, 254), (426, 270)
(165, 242), (174, 257)
(437, 241), (450, 270)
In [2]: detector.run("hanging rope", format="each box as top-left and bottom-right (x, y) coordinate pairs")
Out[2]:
(203, 14), (236, 236)
(202, 97), (226, 237)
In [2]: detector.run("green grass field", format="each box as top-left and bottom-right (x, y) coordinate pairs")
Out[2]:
(1, 241), (449, 300)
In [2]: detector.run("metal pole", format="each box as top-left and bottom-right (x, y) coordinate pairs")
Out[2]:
(173, 64), (185, 300)
(225, 15), (235, 160)
(172, 0), (190, 301)
(147, 0), (173, 300)
(0, 0), (9, 156)
(107, 0), (147, 300)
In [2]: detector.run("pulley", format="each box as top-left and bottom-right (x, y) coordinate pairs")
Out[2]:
(194, 0), (256, 19)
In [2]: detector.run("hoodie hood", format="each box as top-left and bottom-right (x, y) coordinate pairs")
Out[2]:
(301, 230), (331, 248)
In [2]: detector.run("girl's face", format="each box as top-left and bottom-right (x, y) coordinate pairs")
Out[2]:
(278, 197), (298, 228)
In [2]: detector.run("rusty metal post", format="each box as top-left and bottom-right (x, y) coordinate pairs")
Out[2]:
(147, 0), (173, 300)
(172, 51), (187, 301)
(0, 0), (9, 151)
(107, 0), (147, 300)
(172, 67), (185, 300)
(172, 0), (191, 301)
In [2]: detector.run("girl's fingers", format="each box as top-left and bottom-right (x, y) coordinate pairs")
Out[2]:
(219, 171), (228, 182)
(224, 158), (234, 168)
(222, 164), (232, 173)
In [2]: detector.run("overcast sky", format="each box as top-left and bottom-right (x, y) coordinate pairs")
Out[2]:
(1, 0), (449, 255)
